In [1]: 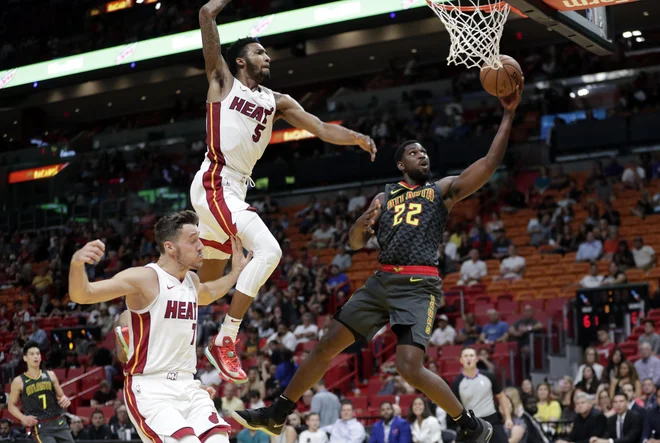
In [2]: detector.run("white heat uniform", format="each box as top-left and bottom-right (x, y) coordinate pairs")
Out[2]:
(190, 77), (277, 260)
(124, 264), (230, 443)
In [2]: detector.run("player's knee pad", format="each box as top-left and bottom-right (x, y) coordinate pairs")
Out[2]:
(165, 434), (202, 443)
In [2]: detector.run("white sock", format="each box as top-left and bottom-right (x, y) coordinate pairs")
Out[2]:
(216, 315), (241, 345)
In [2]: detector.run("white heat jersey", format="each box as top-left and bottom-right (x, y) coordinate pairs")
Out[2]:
(125, 264), (198, 376)
(203, 77), (276, 177)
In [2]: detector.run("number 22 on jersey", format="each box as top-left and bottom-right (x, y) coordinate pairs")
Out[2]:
(393, 203), (422, 226)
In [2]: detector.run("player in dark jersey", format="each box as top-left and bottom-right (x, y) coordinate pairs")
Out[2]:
(234, 81), (523, 442)
(8, 341), (73, 443)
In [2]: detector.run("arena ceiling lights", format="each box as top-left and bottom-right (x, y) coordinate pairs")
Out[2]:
(0, 0), (429, 91)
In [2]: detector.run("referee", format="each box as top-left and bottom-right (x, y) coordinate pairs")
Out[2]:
(451, 347), (512, 443)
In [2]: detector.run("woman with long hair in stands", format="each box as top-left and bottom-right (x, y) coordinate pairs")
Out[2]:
(575, 365), (599, 395)
(606, 347), (626, 381)
(597, 388), (615, 418)
(502, 388), (529, 443)
(610, 360), (642, 399)
(574, 347), (604, 383)
(534, 382), (561, 430)
(408, 397), (442, 443)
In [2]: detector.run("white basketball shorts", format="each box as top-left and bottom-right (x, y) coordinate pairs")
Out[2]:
(124, 373), (230, 443)
(190, 161), (256, 260)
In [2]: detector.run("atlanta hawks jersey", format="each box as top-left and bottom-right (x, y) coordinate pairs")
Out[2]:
(376, 181), (448, 267)
(203, 78), (277, 177)
(125, 264), (198, 376)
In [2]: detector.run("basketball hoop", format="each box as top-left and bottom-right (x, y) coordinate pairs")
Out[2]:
(426, 0), (512, 70)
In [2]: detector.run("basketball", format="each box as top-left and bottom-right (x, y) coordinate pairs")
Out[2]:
(479, 55), (523, 98)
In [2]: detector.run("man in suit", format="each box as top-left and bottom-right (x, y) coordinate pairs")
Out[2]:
(590, 393), (642, 443)
(643, 386), (660, 443)
(369, 401), (412, 443)
(622, 382), (647, 424)
(557, 392), (607, 443)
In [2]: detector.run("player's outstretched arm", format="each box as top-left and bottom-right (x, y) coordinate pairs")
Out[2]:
(8, 377), (37, 427)
(195, 236), (253, 306)
(438, 79), (524, 211)
(273, 92), (377, 161)
(69, 240), (145, 304)
(349, 193), (385, 250)
(199, 0), (234, 89)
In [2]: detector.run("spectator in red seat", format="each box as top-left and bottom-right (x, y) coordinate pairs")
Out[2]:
(429, 315), (456, 347)
(31, 267), (52, 293)
(642, 378), (657, 409)
(322, 400), (365, 443)
(238, 367), (265, 402)
(590, 392), (643, 443)
(638, 320), (660, 355)
(602, 202), (620, 227)
(310, 379), (341, 429)
(68, 416), (87, 440)
(0, 418), (21, 440)
(579, 262), (603, 289)
(534, 382), (561, 424)
(330, 246), (352, 272)
(85, 409), (116, 440)
(268, 323), (297, 352)
(575, 366), (599, 395)
(632, 237), (656, 270)
(309, 219), (336, 250)
(297, 389), (313, 414)
(612, 241), (635, 271)
(275, 349), (299, 392)
(458, 249), (487, 287)
(556, 392), (607, 443)
(596, 329), (615, 366)
(90, 380), (116, 407)
(408, 397), (441, 443)
(198, 360), (223, 388)
(495, 245), (526, 281)
(632, 190), (654, 219)
(576, 232), (603, 262)
(602, 226), (620, 261)
(455, 313), (482, 346)
(606, 347), (627, 381)
(27, 319), (47, 350)
(248, 390), (266, 410)
(294, 313), (319, 346)
(575, 347), (605, 383)
(610, 361), (641, 400)
(369, 400), (412, 443)
(477, 348), (495, 373)
(622, 162), (646, 189)
(298, 412), (329, 443)
(491, 229), (512, 260)
(509, 305), (543, 352)
(326, 265), (350, 298)
(635, 342), (660, 387)
(108, 405), (138, 440)
(479, 309), (509, 344)
(12, 300), (31, 328)
(602, 263), (627, 286)
(220, 383), (245, 416)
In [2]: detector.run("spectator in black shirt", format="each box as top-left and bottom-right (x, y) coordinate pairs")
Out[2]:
(556, 392), (606, 443)
(91, 381), (116, 407)
(613, 241), (635, 271)
(492, 229), (512, 260)
(69, 416), (88, 440)
(602, 202), (621, 227)
(85, 410), (116, 440)
(0, 419), (21, 441)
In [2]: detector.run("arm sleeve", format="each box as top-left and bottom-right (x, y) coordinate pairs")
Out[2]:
(484, 371), (502, 395)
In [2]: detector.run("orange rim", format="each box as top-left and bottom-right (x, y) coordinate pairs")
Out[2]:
(426, 0), (527, 17)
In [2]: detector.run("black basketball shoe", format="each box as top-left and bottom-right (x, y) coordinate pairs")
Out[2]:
(456, 411), (493, 443)
(232, 397), (295, 437)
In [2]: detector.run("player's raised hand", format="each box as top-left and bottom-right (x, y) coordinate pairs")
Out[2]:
(200, 384), (217, 398)
(229, 236), (253, 274)
(500, 76), (524, 111)
(58, 395), (71, 409)
(361, 199), (382, 235)
(71, 240), (105, 267)
(21, 415), (38, 427)
(357, 133), (377, 162)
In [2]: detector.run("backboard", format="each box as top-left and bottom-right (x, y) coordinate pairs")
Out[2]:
(504, 0), (617, 55)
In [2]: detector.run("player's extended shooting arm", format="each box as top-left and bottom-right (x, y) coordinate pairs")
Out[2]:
(69, 240), (141, 304)
(441, 81), (523, 205)
(349, 194), (384, 250)
(199, 0), (233, 83)
(273, 92), (377, 161)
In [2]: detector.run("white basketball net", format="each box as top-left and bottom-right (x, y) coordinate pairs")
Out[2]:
(426, 0), (511, 70)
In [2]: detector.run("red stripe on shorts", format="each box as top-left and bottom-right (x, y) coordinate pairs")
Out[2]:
(171, 427), (196, 439)
(203, 102), (237, 237)
(380, 265), (439, 276)
(199, 425), (231, 441)
(200, 238), (232, 255)
(124, 375), (163, 443)
(126, 311), (151, 375)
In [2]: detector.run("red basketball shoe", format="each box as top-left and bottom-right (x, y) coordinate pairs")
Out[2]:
(205, 336), (248, 384)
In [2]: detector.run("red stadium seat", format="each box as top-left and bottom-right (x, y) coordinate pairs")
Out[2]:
(370, 395), (395, 408)
(351, 396), (368, 412)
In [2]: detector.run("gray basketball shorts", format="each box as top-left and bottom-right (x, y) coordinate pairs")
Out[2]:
(334, 267), (443, 349)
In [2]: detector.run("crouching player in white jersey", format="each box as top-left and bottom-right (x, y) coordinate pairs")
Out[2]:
(68, 210), (252, 443)
(194, 0), (378, 385)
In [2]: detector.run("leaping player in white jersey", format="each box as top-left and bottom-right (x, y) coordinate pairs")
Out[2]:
(68, 210), (252, 443)
(194, 0), (378, 385)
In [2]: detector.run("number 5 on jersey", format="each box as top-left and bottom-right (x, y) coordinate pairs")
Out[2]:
(393, 203), (422, 226)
